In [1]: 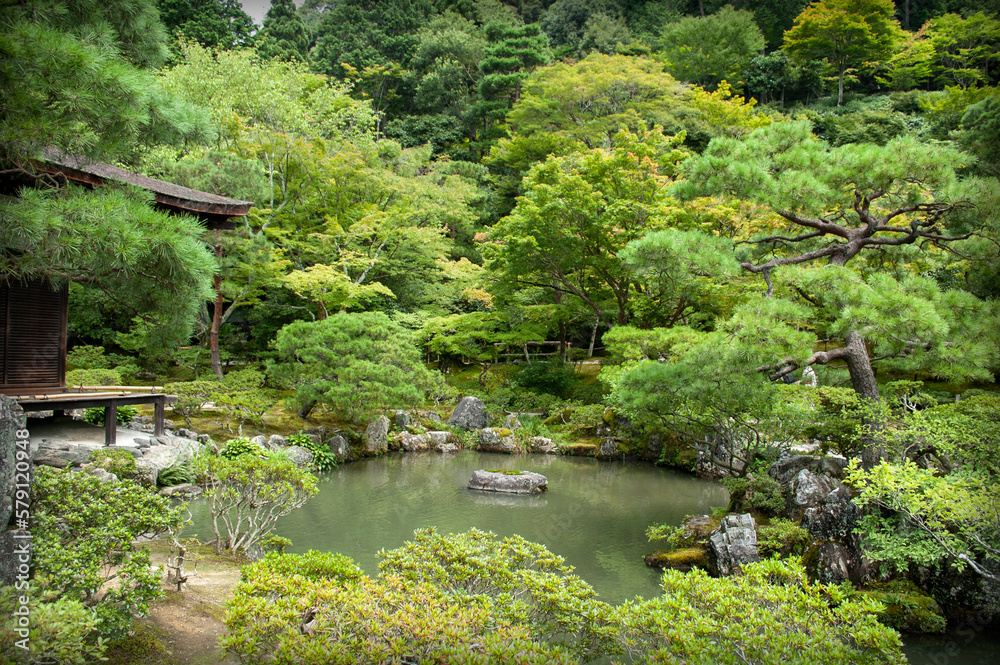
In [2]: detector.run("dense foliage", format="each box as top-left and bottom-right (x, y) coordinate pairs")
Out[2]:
(4, 0), (1000, 660)
(224, 529), (906, 665)
(29, 467), (185, 641)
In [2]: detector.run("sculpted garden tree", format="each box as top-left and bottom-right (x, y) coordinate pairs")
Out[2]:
(783, 0), (902, 105)
(270, 311), (446, 421)
(676, 120), (1000, 467)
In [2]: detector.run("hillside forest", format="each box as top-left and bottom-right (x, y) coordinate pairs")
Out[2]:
(2, 0), (1000, 663)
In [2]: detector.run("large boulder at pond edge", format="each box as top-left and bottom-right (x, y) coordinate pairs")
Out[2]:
(468, 469), (547, 494)
(393, 410), (411, 430)
(769, 454), (847, 487)
(327, 434), (351, 461)
(399, 432), (429, 451)
(477, 428), (517, 453)
(707, 513), (760, 577)
(802, 485), (858, 541)
(365, 415), (390, 454)
(284, 445), (314, 468)
(529, 437), (558, 454)
(448, 396), (489, 430)
(135, 438), (202, 486)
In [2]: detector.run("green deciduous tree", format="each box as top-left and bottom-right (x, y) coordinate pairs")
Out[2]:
(194, 452), (318, 555)
(488, 128), (686, 332)
(923, 11), (1000, 89)
(270, 312), (445, 421)
(848, 460), (1000, 584)
(657, 5), (766, 92)
(783, 0), (903, 105)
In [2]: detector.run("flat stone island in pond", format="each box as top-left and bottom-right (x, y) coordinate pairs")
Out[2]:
(468, 469), (548, 494)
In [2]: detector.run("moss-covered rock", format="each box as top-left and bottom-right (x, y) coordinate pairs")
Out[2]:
(561, 443), (597, 456)
(855, 580), (946, 634)
(644, 546), (708, 572)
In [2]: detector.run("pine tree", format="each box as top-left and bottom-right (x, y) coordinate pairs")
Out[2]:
(257, 0), (311, 62)
(471, 22), (551, 157)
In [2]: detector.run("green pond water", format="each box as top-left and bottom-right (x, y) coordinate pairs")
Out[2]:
(186, 450), (728, 604)
(184, 449), (1000, 662)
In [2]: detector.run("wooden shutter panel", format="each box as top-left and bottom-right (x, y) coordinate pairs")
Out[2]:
(1, 279), (67, 391)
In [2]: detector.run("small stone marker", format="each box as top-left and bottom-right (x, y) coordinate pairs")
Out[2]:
(468, 469), (547, 495)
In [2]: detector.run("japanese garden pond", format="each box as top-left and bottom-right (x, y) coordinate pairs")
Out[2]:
(183, 450), (1000, 662)
(186, 450), (727, 603)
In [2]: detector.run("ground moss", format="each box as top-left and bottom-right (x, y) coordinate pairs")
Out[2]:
(497, 428), (513, 437)
(484, 469), (524, 475)
(103, 621), (169, 665)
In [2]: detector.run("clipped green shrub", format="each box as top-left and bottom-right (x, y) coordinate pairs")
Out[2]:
(721, 473), (785, 515)
(89, 448), (146, 486)
(30, 466), (184, 641)
(240, 550), (363, 584)
(82, 404), (138, 427)
(165, 380), (218, 427)
(66, 344), (111, 370)
(212, 388), (275, 434)
(757, 518), (811, 558)
(0, 591), (107, 665)
(219, 437), (261, 459)
(66, 368), (122, 387)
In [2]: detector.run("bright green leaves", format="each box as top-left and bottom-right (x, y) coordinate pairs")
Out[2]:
(783, 0), (903, 104)
(656, 6), (766, 93)
(848, 459), (1000, 584)
(225, 532), (908, 665)
(379, 528), (620, 660)
(616, 559), (905, 665)
(195, 452), (318, 555)
(30, 466), (185, 641)
(488, 130), (682, 326)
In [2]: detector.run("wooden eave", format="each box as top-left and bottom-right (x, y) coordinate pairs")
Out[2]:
(35, 148), (254, 228)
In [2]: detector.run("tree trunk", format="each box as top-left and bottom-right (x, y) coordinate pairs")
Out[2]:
(838, 68), (845, 107)
(588, 318), (600, 357)
(297, 399), (317, 419)
(842, 331), (885, 469)
(209, 231), (224, 379)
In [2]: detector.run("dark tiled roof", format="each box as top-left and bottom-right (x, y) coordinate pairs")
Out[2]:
(38, 148), (254, 218)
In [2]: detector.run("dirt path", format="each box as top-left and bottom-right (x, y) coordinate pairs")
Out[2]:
(109, 541), (244, 665)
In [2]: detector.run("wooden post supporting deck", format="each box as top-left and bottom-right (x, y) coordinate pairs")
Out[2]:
(154, 397), (165, 437)
(104, 399), (117, 446)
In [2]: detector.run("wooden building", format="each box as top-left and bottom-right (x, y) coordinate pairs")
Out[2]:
(1, 149), (253, 443)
